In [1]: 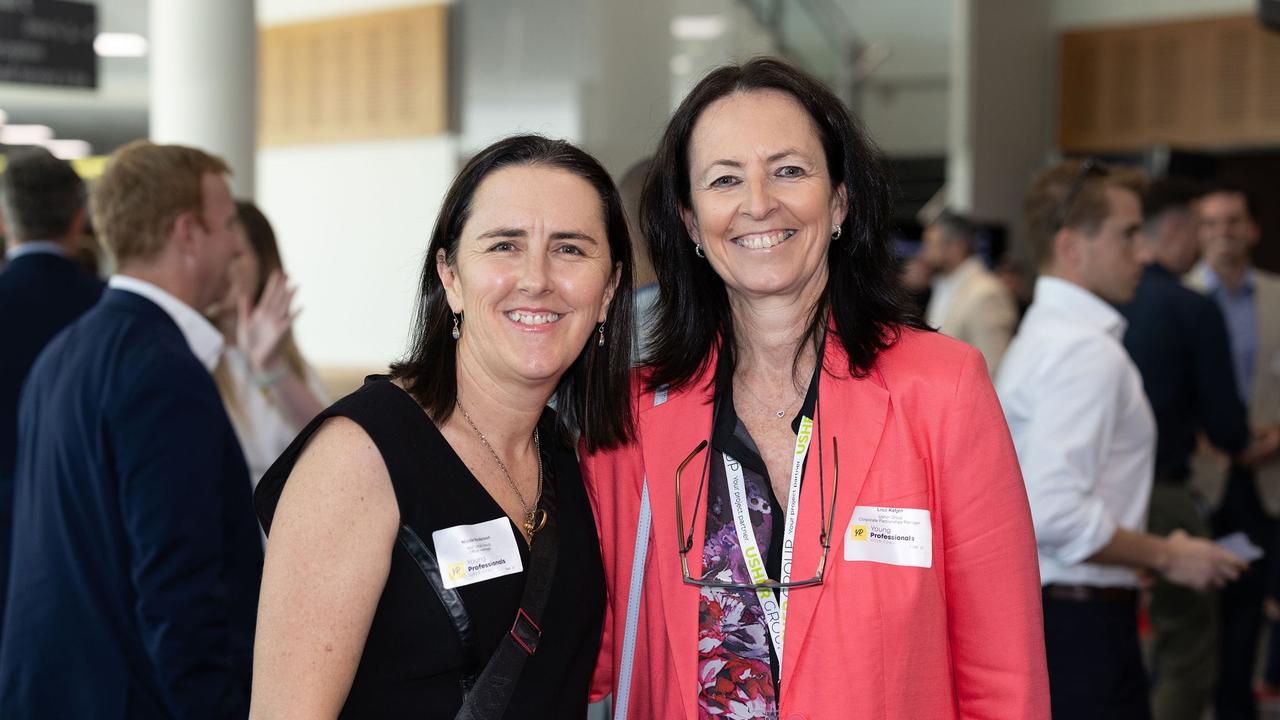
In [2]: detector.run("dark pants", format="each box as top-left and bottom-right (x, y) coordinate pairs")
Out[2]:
(1147, 483), (1218, 720)
(1212, 466), (1276, 720)
(1043, 588), (1152, 720)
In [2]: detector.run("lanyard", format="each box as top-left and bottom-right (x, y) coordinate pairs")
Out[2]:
(723, 414), (814, 678)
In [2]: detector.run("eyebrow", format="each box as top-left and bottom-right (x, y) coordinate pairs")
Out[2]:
(477, 227), (599, 244)
(705, 148), (805, 170)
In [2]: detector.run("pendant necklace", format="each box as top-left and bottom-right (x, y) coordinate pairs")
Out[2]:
(456, 400), (547, 538)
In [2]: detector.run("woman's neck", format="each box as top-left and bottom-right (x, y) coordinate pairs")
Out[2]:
(450, 346), (549, 454)
(728, 290), (820, 387)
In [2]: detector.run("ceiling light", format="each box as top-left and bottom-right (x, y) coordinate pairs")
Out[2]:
(0, 125), (54, 145)
(94, 33), (148, 58)
(671, 16), (726, 41)
(43, 139), (92, 160)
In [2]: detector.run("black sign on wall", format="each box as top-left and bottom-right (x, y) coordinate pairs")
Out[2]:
(0, 0), (98, 89)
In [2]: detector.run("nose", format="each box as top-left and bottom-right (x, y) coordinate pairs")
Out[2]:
(515, 247), (552, 295)
(742, 174), (777, 220)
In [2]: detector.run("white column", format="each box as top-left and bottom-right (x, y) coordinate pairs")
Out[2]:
(150, 0), (257, 198)
(947, 0), (1053, 259)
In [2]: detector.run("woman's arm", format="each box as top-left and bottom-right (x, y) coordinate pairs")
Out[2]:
(251, 417), (400, 719)
(238, 270), (327, 429)
(941, 348), (1050, 720)
(262, 369), (328, 429)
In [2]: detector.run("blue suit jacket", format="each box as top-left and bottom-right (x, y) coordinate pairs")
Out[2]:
(0, 288), (263, 719)
(0, 252), (103, 630)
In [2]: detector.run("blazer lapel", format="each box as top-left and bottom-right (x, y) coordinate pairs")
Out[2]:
(779, 342), (890, 695)
(639, 371), (716, 720)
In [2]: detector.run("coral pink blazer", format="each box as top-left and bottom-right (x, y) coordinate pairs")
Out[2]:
(582, 329), (1049, 719)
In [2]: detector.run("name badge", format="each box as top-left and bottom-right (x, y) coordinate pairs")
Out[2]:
(433, 517), (524, 589)
(844, 505), (932, 568)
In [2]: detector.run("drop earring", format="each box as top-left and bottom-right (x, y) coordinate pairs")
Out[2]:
(597, 323), (606, 347)
(451, 312), (461, 340)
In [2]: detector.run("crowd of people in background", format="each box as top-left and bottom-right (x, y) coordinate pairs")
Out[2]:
(0, 54), (1276, 719)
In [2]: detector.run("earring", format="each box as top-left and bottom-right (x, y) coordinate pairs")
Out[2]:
(451, 312), (461, 340)
(597, 323), (606, 347)
(694, 243), (705, 258)
(832, 227), (842, 240)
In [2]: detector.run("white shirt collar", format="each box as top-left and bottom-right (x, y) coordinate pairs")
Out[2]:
(107, 275), (225, 371)
(1031, 275), (1127, 340)
(5, 240), (68, 261)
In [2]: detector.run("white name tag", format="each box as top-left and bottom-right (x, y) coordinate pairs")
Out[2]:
(433, 517), (524, 589)
(844, 505), (932, 568)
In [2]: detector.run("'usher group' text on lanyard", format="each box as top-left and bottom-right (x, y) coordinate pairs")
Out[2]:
(723, 414), (814, 678)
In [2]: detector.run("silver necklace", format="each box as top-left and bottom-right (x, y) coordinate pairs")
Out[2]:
(456, 400), (547, 538)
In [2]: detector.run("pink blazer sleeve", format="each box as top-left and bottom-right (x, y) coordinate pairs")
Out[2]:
(942, 348), (1050, 719)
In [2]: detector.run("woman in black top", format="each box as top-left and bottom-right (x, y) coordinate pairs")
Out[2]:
(251, 135), (635, 718)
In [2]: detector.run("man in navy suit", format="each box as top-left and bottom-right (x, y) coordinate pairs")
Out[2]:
(0, 148), (105, 633)
(0, 141), (262, 719)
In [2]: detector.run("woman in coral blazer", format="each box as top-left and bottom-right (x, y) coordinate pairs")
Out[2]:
(582, 58), (1049, 720)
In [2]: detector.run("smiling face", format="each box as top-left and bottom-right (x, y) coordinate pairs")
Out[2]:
(1197, 190), (1258, 270)
(438, 164), (620, 390)
(681, 89), (847, 306)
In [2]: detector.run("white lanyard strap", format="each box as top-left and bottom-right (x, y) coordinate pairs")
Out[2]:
(722, 415), (814, 678)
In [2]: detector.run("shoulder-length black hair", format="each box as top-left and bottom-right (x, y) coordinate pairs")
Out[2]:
(641, 57), (925, 392)
(391, 135), (635, 452)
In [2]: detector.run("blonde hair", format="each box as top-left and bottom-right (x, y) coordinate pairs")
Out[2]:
(1023, 160), (1147, 270)
(89, 140), (230, 265)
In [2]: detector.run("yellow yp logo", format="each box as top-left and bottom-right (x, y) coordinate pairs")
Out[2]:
(850, 524), (868, 542)
(447, 562), (467, 581)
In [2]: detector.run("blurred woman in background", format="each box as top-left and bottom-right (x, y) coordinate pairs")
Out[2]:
(209, 201), (327, 487)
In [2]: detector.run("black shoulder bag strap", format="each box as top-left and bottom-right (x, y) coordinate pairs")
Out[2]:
(454, 445), (560, 720)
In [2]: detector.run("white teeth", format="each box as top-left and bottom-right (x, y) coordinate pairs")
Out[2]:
(506, 311), (561, 325)
(734, 230), (795, 250)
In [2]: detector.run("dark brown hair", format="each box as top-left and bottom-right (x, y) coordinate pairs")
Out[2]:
(640, 57), (924, 392)
(391, 135), (635, 451)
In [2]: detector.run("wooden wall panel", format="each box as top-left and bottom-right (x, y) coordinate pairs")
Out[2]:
(259, 5), (448, 146)
(1059, 15), (1280, 152)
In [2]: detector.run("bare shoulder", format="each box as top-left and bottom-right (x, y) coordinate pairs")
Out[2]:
(273, 416), (400, 542)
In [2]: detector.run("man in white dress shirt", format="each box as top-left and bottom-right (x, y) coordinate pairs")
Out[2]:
(920, 210), (1017, 376)
(997, 160), (1245, 719)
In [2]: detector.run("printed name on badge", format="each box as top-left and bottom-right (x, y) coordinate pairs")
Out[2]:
(432, 517), (524, 589)
(844, 505), (932, 568)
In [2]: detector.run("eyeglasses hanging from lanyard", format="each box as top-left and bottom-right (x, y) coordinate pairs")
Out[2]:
(673, 412), (840, 592)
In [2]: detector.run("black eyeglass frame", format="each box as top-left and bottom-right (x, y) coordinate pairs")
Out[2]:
(674, 433), (840, 591)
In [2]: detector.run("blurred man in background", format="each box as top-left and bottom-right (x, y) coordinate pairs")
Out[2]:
(0, 148), (104, 637)
(1187, 182), (1280, 720)
(920, 209), (1017, 375)
(0, 141), (261, 719)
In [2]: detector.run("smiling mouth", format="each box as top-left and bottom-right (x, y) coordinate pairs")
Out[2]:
(734, 230), (796, 250)
(505, 310), (562, 326)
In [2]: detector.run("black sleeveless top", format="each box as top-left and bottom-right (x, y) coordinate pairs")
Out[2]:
(254, 377), (605, 718)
